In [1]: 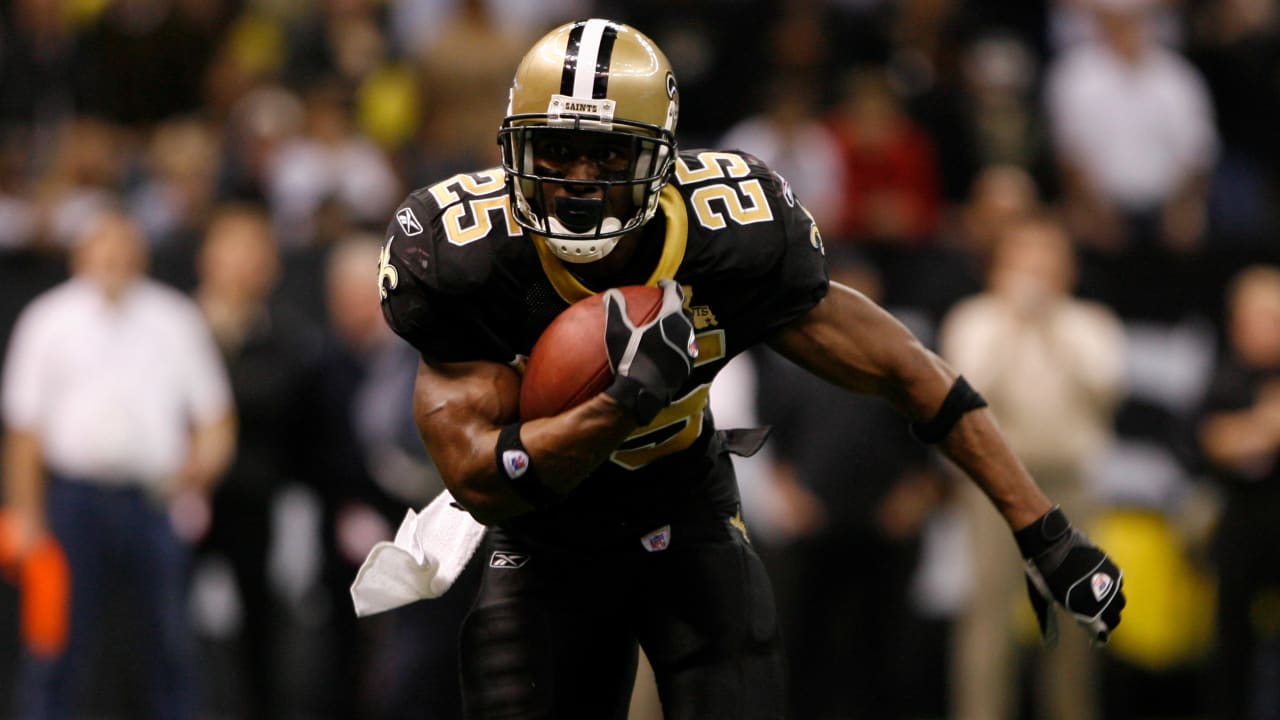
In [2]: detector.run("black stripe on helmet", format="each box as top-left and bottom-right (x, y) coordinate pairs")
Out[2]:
(560, 22), (586, 97)
(592, 23), (619, 99)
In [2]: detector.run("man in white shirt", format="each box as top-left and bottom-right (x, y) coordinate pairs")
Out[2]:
(1045, 0), (1218, 321)
(1046, 0), (1218, 254)
(1, 210), (235, 720)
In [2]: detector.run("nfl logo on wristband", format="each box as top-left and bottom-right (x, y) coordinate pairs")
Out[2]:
(502, 449), (530, 479)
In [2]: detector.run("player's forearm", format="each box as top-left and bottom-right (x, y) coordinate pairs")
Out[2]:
(522, 393), (638, 491)
(425, 391), (635, 525)
(446, 401), (635, 524)
(890, 346), (1052, 531)
(939, 409), (1052, 530)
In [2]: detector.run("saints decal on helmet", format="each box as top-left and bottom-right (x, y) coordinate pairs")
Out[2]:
(498, 19), (679, 263)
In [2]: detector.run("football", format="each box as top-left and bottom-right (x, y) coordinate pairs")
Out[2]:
(520, 285), (665, 420)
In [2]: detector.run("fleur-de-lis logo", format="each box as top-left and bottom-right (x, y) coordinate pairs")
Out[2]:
(378, 237), (399, 300)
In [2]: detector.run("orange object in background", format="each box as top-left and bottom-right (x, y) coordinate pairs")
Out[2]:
(0, 510), (70, 658)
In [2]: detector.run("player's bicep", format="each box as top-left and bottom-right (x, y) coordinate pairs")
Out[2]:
(767, 281), (951, 418)
(413, 357), (520, 468)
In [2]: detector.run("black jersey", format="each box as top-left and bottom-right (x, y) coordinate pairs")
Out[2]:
(379, 149), (829, 544)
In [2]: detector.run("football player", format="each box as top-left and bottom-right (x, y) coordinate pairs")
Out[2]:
(378, 18), (1126, 719)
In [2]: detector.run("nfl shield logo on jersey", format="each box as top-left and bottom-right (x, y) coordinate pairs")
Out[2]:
(396, 207), (423, 236)
(640, 525), (671, 552)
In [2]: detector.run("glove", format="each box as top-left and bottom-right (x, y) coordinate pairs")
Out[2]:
(1016, 505), (1126, 648)
(603, 279), (697, 425)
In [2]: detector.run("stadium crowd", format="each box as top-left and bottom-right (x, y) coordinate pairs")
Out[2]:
(0, 0), (1278, 718)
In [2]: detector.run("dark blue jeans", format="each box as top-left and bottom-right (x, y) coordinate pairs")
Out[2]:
(15, 476), (196, 720)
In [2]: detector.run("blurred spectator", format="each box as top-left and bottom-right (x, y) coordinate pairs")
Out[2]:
(885, 0), (986, 203)
(1, 210), (235, 720)
(1186, 0), (1280, 248)
(132, 118), (224, 290)
(1049, 0), (1185, 52)
(0, 132), (39, 251)
(820, 0), (895, 75)
(1194, 265), (1280, 720)
(920, 162), (1042, 323)
(33, 117), (127, 249)
(822, 65), (945, 313)
(719, 74), (846, 232)
(311, 235), (473, 719)
(132, 118), (223, 249)
(1046, 0), (1217, 255)
(606, 0), (778, 146)
(960, 34), (1055, 186)
(353, 61), (422, 156)
(73, 0), (228, 127)
(960, 0), (1049, 58)
(410, 0), (527, 179)
(826, 66), (942, 250)
(0, 0), (77, 129)
(768, 1), (831, 83)
(390, 0), (588, 58)
(217, 85), (306, 207)
(320, 237), (438, 516)
(940, 213), (1127, 720)
(202, 10), (289, 122)
(284, 0), (389, 90)
(265, 79), (400, 246)
(755, 252), (946, 720)
(192, 204), (322, 720)
(950, 163), (1041, 260)
(1045, 0), (1219, 321)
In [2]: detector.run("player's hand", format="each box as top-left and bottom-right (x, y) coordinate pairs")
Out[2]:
(1016, 505), (1125, 647)
(603, 279), (697, 425)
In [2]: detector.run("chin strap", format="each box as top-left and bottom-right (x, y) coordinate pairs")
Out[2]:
(544, 216), (624, 263)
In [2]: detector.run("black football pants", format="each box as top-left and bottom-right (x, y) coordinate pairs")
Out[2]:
(459, 516), (786, 719)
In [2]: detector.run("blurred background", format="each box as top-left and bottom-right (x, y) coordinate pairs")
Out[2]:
(1, 0), (1278, 718)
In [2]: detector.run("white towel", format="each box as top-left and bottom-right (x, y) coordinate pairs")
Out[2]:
(349, 489), (487, 617)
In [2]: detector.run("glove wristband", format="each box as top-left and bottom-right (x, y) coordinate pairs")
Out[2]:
(605, 375), (664, 426)
(1014, 505), (1071, 559)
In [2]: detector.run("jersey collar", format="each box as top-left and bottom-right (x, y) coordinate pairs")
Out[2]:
(532, 184), (687, 304)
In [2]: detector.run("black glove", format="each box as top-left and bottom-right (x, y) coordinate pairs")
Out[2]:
(603, 279), (697, 425)
(1016, 505), (1126, 647)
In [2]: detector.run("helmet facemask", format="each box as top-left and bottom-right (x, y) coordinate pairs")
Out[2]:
(500, 114), (675, 263)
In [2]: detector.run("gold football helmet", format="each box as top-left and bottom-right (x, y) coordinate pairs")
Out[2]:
(499, 19), (679, 263)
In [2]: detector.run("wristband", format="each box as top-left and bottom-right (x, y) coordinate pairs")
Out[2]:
(494, 423), (561, 509)
(910, 375), (988, 443)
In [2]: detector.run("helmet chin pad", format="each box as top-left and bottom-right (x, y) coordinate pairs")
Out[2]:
(544, 215), (624, 263)
(553, 196), (606, 234)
